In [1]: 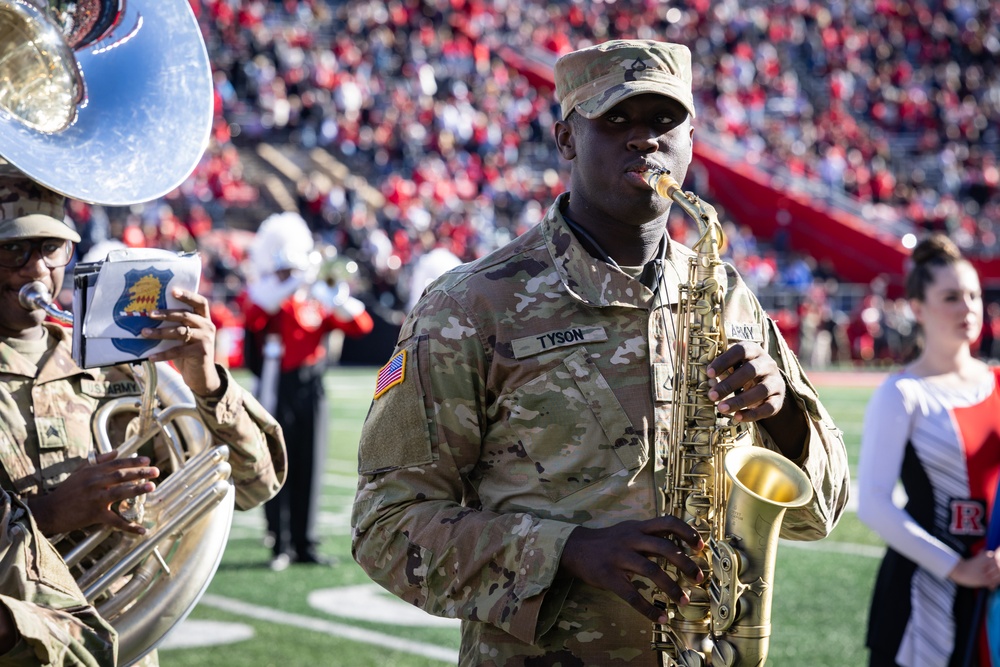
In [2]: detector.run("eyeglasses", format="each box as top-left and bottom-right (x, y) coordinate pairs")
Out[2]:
(0, 239), (75, 269)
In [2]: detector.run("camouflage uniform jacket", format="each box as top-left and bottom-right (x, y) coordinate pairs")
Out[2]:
(0, 490), (116, 666)
(0, 323), (287, 511)
(352, 195), (850, 666)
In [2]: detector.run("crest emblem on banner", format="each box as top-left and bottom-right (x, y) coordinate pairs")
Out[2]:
(111, 268), (173, 355)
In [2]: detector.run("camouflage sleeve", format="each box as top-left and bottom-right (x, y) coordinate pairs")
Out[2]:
(352, 292), (578, 644)
(194, 365), (287, 511)
(757, 311), (851, 541)
(0, 494), (117, 667)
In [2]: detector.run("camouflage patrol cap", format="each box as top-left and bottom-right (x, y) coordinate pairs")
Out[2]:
(554, 40), (696, 121)
(0, 177), (80, 243)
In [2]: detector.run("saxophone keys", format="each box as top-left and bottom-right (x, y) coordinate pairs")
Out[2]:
(684, 494), (711, 520)
(711, 639), (738, 667)
(676, 587), (711, 621)
(678, 648), (707, 667)
(693, 406), (715, 422)
(694, 299), (713, 315)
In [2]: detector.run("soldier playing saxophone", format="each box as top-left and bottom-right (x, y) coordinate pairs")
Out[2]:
(352, 40), (850, 666)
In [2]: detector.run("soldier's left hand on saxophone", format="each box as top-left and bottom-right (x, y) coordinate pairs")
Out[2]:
(708, 340), (809, 461)
(706, 341), (787, 423)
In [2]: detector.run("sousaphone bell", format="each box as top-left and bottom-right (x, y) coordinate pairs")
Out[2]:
(0, 0), (214, 204)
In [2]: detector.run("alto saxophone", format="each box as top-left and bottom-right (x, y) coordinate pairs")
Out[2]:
(644, 170), (813, 667)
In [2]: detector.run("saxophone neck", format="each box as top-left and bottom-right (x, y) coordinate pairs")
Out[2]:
(643, 170), (725, 256)
(695, 217), (726, 262)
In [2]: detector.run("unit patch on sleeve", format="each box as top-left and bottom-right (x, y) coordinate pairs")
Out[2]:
(374, 350), (407, 399)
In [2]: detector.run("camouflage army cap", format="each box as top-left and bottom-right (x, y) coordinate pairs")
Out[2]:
(0, 177), (80, 243)
(554, 40), (696, 121)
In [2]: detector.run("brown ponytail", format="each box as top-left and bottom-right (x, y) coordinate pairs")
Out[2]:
(905, 234), (965, 301)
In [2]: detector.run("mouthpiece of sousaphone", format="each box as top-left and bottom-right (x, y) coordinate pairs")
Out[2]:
(18, 280), (52, 311)
(18, 280), (74, 324)
(17, 280), (73, 325)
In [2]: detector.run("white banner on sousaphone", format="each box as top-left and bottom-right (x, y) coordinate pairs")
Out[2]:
(73, 248), (202, 368)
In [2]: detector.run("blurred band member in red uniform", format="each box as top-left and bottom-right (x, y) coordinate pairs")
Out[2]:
(242, 213), (373, 570)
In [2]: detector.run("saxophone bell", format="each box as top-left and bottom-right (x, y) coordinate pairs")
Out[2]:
(707, 446), (813, 665)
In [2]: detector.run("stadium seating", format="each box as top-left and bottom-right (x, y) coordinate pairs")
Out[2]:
(65, 0), (1000, 366)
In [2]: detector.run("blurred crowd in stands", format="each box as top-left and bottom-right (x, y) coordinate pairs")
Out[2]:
(62, 0), (1000, 368)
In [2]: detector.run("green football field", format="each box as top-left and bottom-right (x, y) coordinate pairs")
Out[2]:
(157, 367), (883, 667)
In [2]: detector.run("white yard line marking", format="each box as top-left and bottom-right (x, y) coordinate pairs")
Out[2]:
(308, 585), (460, 628)
(199, 594), (458, 664)
(160, 620), (254, 649)
(781, 539), (884, 558)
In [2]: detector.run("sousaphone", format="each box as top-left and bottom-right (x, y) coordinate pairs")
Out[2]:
(0, 2), (234, 664)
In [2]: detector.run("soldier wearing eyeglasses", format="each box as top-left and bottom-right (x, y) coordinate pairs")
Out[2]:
(0, 176), (287, 587)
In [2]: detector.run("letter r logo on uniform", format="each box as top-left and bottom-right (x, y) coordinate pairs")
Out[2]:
(949, 499), (986, 536)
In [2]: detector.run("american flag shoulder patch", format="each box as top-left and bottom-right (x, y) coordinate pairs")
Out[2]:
(374, 350), (406, 399)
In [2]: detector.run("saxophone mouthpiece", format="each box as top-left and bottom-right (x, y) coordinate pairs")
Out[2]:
(644, 169), (681, 199)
